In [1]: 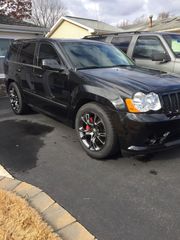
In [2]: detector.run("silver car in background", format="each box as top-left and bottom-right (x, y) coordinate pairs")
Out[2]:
(84, 32), (180, 75)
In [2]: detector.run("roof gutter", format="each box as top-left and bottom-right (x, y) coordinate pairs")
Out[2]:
(159, 28), (180, 32)
(0, 24), (48, 34)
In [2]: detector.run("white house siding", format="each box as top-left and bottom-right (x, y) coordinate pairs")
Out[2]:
(0, 26), (47, 81)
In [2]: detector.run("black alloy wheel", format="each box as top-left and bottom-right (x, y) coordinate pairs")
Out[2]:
(9, 84), (20, 113)
(79, 112), (106, 151)
(75, 102), (119, 159)
(8, 82), (29, 115)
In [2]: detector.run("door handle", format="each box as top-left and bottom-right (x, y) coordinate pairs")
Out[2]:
(34, 73), (43, 78)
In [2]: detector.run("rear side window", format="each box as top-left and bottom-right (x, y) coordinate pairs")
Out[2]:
(133, 36), (165, 59)
(19, 42), (36, 65)
(94, 36), (107, 41)
(7, 43), (20, 61)
(111, 36), (132, 53)
(37, 43), (60, 66)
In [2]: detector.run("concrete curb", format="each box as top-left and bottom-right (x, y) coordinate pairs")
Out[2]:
(0, 176), (97, 240)
(0, 82), (6, 97)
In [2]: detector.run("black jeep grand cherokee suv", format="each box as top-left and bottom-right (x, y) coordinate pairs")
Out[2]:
(4, 38), (180, 159)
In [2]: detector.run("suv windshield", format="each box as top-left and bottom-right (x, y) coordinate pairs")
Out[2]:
(61, 42), (134, 69)
(164, 34), (180, 58)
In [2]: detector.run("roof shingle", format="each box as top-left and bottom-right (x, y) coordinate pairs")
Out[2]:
(65, 16), (120, 33)
(122, 17), (180, 32)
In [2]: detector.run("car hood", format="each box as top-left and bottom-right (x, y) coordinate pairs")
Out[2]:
(78, 66), (180, 95)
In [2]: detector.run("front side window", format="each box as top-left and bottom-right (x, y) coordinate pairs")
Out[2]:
(61, 42), (133, 69)
(0, 38), (13, 58)
(133, 36), (166, 59)
(111, 36), (132, 53)
(19, 42), (36, 65)
(164, 34), (180, 58)
(37, 43), (60, 66)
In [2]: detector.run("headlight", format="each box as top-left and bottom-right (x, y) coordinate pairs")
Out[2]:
(125, 92), (161, 113)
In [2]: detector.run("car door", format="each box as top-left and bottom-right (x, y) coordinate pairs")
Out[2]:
(132, 36), (175, 73)
(33, 42), (70, 119)
(4, 42), (22, 82)
(18, 42), (36, 94)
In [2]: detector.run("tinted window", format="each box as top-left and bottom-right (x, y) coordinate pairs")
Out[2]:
(19, 42), (36, 65)
(93, 36), (107, 42)
(111, 36), (132, 53)
(133, 36), (165, 59)
(37, 43), (60, 66)
(61, 42), (133, 69)
(7, 43), (20, 61)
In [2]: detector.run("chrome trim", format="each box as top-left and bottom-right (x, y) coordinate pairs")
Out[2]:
(128, 146), (147, 151)
(7, 60), (42, 69)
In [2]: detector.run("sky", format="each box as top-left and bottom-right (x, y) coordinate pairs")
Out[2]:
(64, 0), (180, 25)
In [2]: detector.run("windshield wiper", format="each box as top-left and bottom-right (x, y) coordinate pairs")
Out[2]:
(111, 64), (134, 68)
(77, 65), (133, 70)
(77, 66), (104, 70)
(77, 64), (134, 70)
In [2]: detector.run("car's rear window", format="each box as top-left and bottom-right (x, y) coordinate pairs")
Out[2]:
(111, 36), (132, 53)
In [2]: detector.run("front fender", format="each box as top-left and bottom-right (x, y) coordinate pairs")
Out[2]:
(72, 84), (126, 111)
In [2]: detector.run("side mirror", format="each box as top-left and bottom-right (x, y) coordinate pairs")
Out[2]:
(151, 51), (171, 63)
(42, 59), (65, 71)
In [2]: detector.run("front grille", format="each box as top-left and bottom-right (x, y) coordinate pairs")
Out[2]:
(161, 92), (180, 115)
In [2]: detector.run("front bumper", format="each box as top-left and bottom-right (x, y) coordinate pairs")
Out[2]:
(118, 112), (180, 154)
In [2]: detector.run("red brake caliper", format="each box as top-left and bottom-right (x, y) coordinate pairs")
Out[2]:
(85, 116), (93, 131)
(86, 125), (91, 131)
(89, 117), (93, 123)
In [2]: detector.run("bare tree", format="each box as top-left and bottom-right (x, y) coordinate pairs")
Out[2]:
(0, 0), (32, 20)
(31, 0), (67, 28)
(117, 19), (129, 28)
(158, 11), (170, 20)
(133, 14), (147, 24)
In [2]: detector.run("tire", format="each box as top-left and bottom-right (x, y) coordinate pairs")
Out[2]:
(8, 82), (30, 115)
(75, 102), (119, 159)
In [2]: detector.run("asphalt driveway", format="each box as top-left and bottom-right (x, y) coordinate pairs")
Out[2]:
(0, 97), (180, 240)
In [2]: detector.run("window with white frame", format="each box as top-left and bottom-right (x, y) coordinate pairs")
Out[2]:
(0, 38), (13, 58)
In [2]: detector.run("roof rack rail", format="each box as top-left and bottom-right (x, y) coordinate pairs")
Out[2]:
(83, 31), (149, 39)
